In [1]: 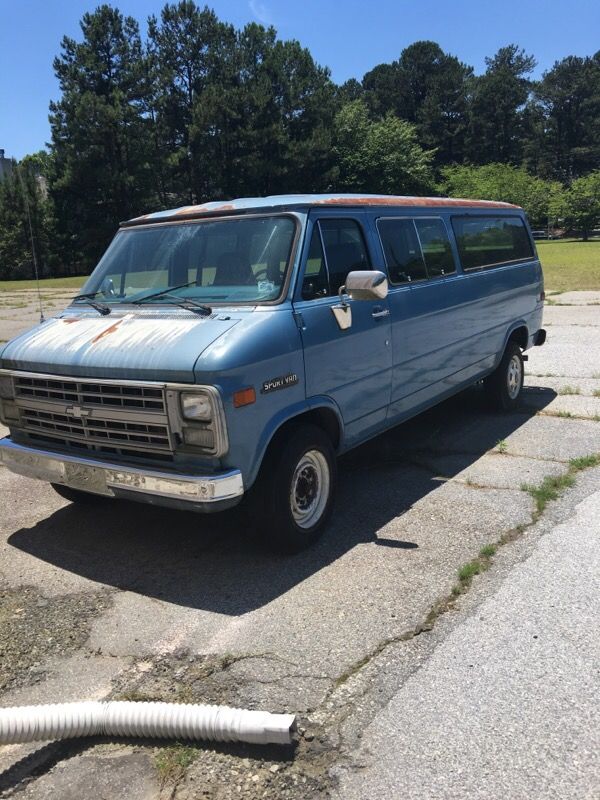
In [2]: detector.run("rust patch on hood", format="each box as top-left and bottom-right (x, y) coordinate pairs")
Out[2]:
(91, 319), (123, 344)
(62, 317), (81, 324)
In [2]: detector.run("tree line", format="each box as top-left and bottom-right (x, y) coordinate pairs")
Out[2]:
(1, 1), (599, 280)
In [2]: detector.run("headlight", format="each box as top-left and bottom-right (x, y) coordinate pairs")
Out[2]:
(180, 392), (212, 421)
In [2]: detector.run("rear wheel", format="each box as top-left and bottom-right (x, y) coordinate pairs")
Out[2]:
(250, 424), (337, 553)
(484, 341), (524, 411)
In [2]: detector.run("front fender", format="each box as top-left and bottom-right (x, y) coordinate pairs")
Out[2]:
(245, 395), (344, 489)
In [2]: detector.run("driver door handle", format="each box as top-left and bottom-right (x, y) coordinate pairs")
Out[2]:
(371, 306), (390, 320)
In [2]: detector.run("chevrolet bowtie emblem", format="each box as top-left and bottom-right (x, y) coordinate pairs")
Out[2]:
(65, 405), (91, 419)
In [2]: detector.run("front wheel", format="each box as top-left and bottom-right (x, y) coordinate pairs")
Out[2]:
(252, 424), (337, 553)
(484, 341), (524, 411)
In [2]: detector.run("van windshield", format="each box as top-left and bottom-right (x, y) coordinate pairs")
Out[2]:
(76, 215), (297, 306)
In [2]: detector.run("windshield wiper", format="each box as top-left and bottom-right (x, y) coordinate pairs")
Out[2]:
(72, 291), (111, 316)
(131, 281), (212, 316)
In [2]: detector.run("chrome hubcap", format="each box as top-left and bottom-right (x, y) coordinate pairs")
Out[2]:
(290, 450), (330, 529)
(507, 354), (522, 399)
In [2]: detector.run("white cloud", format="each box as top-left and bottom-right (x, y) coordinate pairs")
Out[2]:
(249, 0), (274, 26)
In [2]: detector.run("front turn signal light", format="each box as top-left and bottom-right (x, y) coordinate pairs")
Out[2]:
(233, 387), (256, 408)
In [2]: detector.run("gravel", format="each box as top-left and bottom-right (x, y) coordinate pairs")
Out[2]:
(0, 587), (112, 694)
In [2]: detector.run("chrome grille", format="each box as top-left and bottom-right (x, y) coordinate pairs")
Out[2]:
(11, 373), (173, 457)
(15, 376), (165, 412)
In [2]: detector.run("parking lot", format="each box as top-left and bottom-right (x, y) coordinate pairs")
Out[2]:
(1, 290), (599, 798)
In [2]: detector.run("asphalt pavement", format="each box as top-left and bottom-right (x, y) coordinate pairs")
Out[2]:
(0, 289), (599, 799)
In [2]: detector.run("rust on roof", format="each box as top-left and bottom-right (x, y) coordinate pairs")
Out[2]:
(314, 196), (518, 209)
(123, 193), (520, 227)
(174, 203), (235, 216)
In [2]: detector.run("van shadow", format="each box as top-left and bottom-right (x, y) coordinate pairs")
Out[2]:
(8, 385), (555, 615)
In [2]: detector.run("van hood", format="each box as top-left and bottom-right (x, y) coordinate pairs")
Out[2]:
(0, 309), (241, 382)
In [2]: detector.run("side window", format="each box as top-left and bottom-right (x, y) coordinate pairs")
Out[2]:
(452, 216), (534, 270)
(414, 219), (456, 277)
(320, 219), (370, 295)
(302, 228), (329, 300)
(377, 218), (427, 284)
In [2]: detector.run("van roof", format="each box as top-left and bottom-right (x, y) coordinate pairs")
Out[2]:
(123, 193), (520, 226)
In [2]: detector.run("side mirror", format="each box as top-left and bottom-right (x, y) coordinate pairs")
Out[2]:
(342, 270), (388, 301)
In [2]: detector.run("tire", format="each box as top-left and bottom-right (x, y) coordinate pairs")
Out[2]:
(484, 341), (524, 411)
(51, 483), (109, 505)
(250, 423), (337, 554)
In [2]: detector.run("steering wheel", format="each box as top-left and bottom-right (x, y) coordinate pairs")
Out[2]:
(252, 268), (269, 282)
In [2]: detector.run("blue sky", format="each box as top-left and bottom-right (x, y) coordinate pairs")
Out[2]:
(1, 0), (599, 159)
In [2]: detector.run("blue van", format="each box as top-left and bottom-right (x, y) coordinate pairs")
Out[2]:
(0, 195), (545, 551)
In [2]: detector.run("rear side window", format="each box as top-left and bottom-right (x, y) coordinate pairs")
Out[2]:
(377, 217), (455, 284)
(452, 216), (534, 270)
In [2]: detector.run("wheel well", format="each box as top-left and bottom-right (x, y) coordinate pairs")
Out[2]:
(267, 407), (342, 454)
(508, 326), (528, 350)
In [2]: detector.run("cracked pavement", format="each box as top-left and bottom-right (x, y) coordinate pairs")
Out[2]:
(1, 289), (599, 798)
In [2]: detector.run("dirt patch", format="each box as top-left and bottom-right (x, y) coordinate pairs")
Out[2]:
(110, 652), (338, 799)
(0, 586), (113, 693)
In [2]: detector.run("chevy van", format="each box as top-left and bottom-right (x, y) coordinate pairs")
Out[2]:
(0, 194), (545, 551)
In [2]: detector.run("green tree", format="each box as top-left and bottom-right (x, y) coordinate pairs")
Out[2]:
(149, 6), (336, 200)
(526, 54), (600, 181)
(49, 5), (154, 268)
(333, 100), (435, 194)
(467, 45), (536, 165)
(556, 171), (600, 240)
(362, 41), (472, 165)
(0, 156), (53, 280)
(441, 163), (562, 227)
(189, 21), (336, 197)
(147, 1), (236, 203)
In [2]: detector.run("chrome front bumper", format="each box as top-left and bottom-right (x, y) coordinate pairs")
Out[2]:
(0, 438), (244, 511)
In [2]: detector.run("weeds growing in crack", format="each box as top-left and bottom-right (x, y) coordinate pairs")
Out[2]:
(558, 385), (580, 395)
(451, 545), (496, 596)
(155, 744), (198, 788)
(314, 452), (600, 747)
(521, 474), (576, 512)
(521, 453), (600, 514)
(496, 439), (508, 454)
(569, 454), (600, 471)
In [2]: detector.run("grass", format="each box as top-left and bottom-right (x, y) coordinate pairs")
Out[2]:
(451, 544), (497, 595)
(155, 744), (198, 786)
(0, 238), (598, 294)
(521, 473), (575, 513)
(520, 453), (600, 514)
(496, 439), (508, 454)
(558, 385), (580, 396)
(594, 389), (600, 398)
(536, 239), (600, 292)
(0, 276), (86, 292)
(452, 453), (600, 597)
(569, 454), (600, 471)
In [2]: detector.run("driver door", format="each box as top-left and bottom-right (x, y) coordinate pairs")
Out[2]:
(293, 214), (392, 448)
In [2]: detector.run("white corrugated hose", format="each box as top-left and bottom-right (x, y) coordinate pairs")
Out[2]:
(0, 701), (297, 746)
